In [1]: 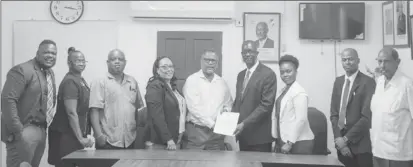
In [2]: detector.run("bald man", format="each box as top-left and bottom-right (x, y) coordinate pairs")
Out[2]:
(370, 48), (413, 167)
(232, 40), (277, 152)
(89, 49), (145, 150)
(254, 22), (274, 48)
(330, 48), (375, 167)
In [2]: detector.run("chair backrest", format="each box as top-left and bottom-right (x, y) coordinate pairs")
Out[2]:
(307, 107), (329, 155)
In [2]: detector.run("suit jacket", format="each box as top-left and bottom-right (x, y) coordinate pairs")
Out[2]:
(145, 78), (182, 144)
(1, 59), (56, 142)
(272, 82), (314, 143)
(232, 63), (277, 145)
(254, 38), (275, 48)
(330, 71), (376, 154)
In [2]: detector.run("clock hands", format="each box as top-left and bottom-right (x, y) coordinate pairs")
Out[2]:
(64, 6), (77, 10)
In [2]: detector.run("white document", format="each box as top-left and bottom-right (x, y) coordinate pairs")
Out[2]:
(213, 112), (240, 136)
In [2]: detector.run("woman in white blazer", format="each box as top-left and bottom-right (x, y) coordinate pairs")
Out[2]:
(272, 55), (315, 154)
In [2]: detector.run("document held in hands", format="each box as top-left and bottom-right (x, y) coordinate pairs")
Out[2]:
(213, 112), (240, 136)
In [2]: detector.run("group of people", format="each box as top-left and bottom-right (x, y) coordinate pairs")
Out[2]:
(1, 39), (412, 167)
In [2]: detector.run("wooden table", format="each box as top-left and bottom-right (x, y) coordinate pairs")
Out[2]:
(62, 150), (344, 167)
(112, 159), (263, 167)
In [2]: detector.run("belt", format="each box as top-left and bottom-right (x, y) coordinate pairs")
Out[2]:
(28, 120), (47, 129)
(186, 121), (213, 131)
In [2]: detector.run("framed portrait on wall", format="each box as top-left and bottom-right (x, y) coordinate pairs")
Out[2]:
(382, 1), (394, 47)
(243, 12), (281, 63)
(393, 0), (410, 47)
(410, 15), (413, 60)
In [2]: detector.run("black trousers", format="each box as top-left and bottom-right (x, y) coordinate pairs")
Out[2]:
(337, 128), (373, 167)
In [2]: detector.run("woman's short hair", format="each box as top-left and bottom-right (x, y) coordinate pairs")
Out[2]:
(278, 54), (299, 69)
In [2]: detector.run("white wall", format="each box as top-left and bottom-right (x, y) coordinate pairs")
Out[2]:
(1, 1), (402, 166)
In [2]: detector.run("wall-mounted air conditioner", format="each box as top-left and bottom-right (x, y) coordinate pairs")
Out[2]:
(129, 1), (235, 22)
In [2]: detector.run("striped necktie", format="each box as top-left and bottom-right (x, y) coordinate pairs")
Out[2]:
(338, 79), (350, 129)
(241, 70), (251, 96)
(45, 70), (55, 126)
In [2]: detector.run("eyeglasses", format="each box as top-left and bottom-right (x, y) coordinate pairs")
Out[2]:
(241, 50), (258, 55)
(159, 65), (174, 70)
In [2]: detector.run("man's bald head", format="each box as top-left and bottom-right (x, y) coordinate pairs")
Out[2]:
(107, 49), (125, 60)
(107, 49), (126, 75)
(241, 40), (259, 68)
(340, 48), (360, 76)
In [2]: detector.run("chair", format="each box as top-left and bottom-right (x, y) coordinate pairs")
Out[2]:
(307, 107), (331, 155)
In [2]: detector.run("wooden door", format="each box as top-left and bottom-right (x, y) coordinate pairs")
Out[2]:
(157, 31), (223, 92)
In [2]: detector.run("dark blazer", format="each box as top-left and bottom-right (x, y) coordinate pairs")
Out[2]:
(254, 38), (275, 48)
(1, 59), (56, 142)
(145, 78), (182, 144)
(232, 63), (277, 146)
(330, 71), (375, 154)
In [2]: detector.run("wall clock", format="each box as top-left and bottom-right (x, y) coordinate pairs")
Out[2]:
(50, 1), (84, 24)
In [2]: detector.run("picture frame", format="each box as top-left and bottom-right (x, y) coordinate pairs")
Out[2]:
(243, 12), (281, 63)
(382, 1), (395, 47)
(392, 0), (410, 48)
(410, 15), (413, 59)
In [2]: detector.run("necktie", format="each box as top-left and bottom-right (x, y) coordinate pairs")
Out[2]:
(241, 70), (251, 96)
(45, 70), (55, 126)
(338, 79), (350, 129)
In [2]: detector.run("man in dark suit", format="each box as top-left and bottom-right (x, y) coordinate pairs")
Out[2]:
(233, 40), (277, 152)
(330, 48), (375, 167)
(1, 39), (57, 167)
(254, 22), (275, 48)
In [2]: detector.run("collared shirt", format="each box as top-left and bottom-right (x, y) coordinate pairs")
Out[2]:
(89, 73), (144, 148)
(258, 37), (268, 48)
(244, 60), (259, 83)
(183, 70), (234, 128)
(340, 70), (359, 124)
(370, 69), (413, 161)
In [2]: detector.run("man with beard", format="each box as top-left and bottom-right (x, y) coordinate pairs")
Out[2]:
(254, 22), (274, 48)
(182, 50), (233, 150)
(1, 39), (57, 167)
(232, 40), (277, 152)
(89, 49), (145, 151)
(330, 48), (375, 167)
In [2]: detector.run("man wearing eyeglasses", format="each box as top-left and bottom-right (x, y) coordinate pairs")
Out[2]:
(89, 49), (145, 151)
(182, 49), (233, 150)
(232, 40), (277, 152)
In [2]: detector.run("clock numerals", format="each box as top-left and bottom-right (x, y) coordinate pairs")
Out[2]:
(53, 5), (57, 10)
(55, 11), (60, 16)
(66, 17), (70, 21)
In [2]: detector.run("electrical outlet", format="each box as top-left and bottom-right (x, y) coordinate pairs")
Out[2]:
(235, 20), (243, 27)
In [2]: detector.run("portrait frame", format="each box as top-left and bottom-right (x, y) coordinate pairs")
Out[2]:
(410, 15), (413, 60)
(243, 12), (281, 63)
(382, 1), (395, 47)
(392, 0), (410, 48)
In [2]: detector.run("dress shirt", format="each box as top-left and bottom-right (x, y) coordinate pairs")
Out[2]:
(183, 70), (233, 128)
(244, 60), (259, 82)
(340, 70), (359, 124)
(370, 69), (413, 161)
(89, 73), (144, 148)
(258, 37), (268, 48)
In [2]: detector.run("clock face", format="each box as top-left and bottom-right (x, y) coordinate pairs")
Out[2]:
(50, 1), (84, 24)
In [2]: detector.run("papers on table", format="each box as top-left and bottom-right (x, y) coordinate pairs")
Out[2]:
(213, 112), (240, 136)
